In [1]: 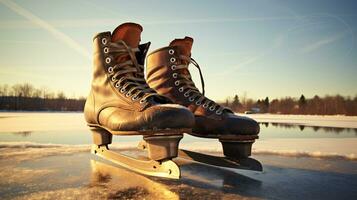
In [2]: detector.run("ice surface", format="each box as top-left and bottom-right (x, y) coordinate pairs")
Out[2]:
(0, 148), (356, 200)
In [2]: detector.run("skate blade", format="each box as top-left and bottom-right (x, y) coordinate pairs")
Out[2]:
(91, 145), (181, 179)
(137, 141), (263, 172)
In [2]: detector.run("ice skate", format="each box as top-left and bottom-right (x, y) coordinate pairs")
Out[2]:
(84, 23), (195, 179)
(145, 37), (261, 169)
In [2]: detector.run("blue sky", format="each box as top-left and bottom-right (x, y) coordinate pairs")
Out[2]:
(0, 0), (356, 100)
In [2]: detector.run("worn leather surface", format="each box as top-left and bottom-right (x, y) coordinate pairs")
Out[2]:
(146, 44), (260, 136)
(84, 28), (194, 132)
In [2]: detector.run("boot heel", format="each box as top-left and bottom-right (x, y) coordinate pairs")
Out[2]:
(220, 140), (254, 159)
(90, 127), (112, 146)
(144, 134), (183, 161)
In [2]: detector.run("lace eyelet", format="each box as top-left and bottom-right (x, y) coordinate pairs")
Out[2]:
(111, 76), (116, 82)
(216, 110), (222, 115)
(102, 38), (107, 45)
(195, 101), (202, 105)
(184, 92), (190, 97)
(139, 99), (146, 104)
(189, 97), (195, 102)
(178, 87), (184, 92)
(132, 96), (139, 101)
(172, 73), (178, 78)
(203, 104), (209, 108)
(115, 82), (120, 88)
(174, 80), (180, 86)
(171, 65), (176, 70)
(170, 57), (176, 63)
(209, 106), (215, 111)
(169, 49), (175, 55)
(105, 57), (111, 64)
(108, 67), (114, 73)
(120, 88), (126, 93)
(103, 47), (109, 53)
(125, 93), (132, 97)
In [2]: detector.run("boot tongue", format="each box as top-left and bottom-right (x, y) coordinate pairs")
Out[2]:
(111, 23), (143, 64)
(169, 37), (194, 77)
(112, 23), (142, 48)
(169, 36), (193, 57)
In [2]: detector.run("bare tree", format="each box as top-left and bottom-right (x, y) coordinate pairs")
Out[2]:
(0, 84), (8, 96)
(12, 84), (22, 97)
(20, 83), (34, 97)
(57, 91), (66, 99)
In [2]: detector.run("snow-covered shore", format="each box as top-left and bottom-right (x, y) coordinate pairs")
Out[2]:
(0, 112), (87, 133)
(0, 112), (356, 133)
(242, 113), (357, 129)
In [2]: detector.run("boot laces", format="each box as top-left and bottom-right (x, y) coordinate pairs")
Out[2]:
(106, 40), (158, 103)
(174, 55), (226, 115)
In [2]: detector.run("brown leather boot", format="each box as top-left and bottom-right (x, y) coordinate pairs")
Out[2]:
(146, 37), (260, 158)
(84, 23), (194, 139)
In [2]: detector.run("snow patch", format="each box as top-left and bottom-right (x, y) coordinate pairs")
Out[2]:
(2, 139), (356, 161)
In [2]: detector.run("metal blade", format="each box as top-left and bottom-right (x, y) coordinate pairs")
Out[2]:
(91, 145), (180, 179)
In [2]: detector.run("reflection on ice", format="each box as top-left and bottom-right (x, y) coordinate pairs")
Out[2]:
(90, 160), (179, 199)
(12, 131), (32, 137)
(259, 122), (357, 134)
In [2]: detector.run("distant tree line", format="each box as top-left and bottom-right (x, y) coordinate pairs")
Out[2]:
(1, 83), (357, 115)
(0, 83), (85, 111)
(221, 94), (357, 116)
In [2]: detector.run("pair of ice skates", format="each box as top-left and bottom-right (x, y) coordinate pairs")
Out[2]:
(85, 23), (261, 179)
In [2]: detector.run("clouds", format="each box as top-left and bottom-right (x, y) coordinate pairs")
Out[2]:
(0, 16), (298, 30)
(0, 0), (90, 60)
(301, 31), (349, 53)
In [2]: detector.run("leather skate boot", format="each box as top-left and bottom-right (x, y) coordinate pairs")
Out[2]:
(146, 37), (260, 159)
(85, 24), (195, 167)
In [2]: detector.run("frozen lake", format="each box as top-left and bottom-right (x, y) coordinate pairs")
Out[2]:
(0, 112), (356, 199)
